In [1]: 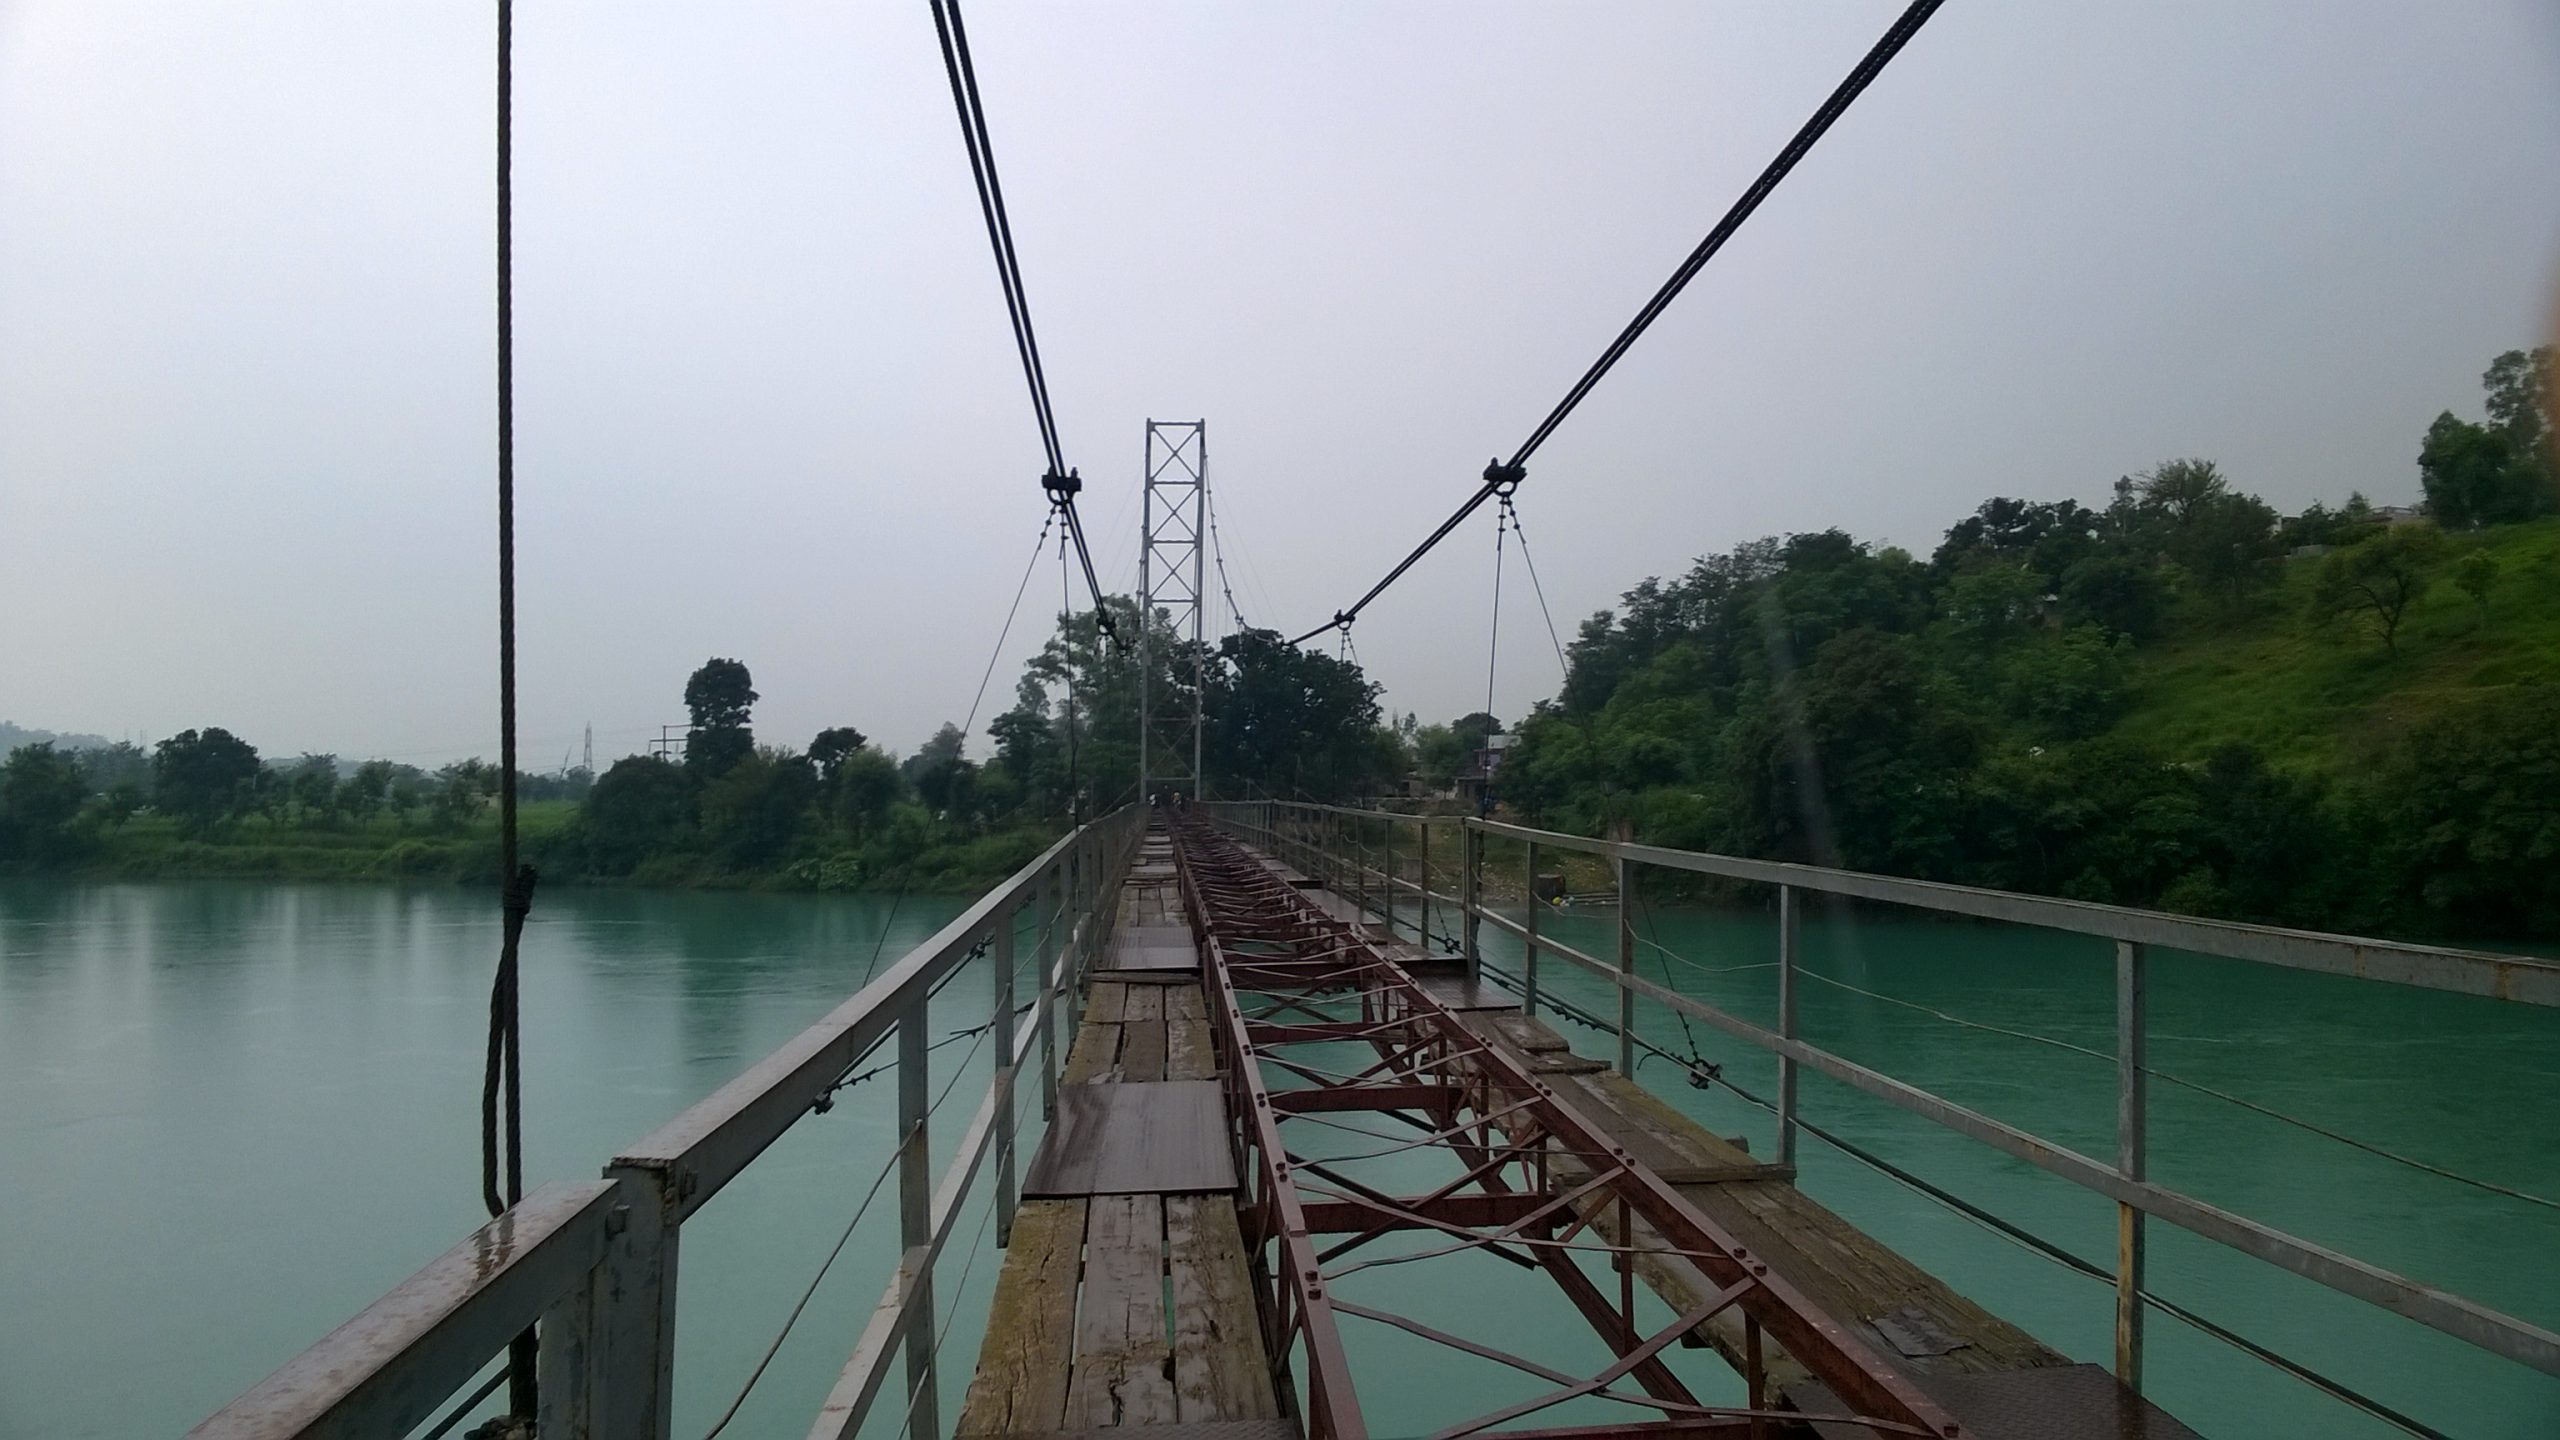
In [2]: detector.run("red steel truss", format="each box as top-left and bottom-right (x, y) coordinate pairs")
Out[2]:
(1172, 815), (1963, 1440)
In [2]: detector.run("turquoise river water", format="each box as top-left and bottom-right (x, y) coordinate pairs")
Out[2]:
(1, 878), (2553, 1438)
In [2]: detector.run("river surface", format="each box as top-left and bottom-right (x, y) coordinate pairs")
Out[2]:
(2, 878), (2554, 1439)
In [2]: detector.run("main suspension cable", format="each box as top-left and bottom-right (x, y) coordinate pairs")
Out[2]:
(1290, 0), (1945, 646)
(925, 0), (1114, 634)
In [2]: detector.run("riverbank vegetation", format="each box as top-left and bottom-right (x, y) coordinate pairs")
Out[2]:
(6, 350), (2553, 933)
(1501, 350), (2560, 940)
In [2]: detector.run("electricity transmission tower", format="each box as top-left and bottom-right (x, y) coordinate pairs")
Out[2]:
(1139, 420), (1207, 801)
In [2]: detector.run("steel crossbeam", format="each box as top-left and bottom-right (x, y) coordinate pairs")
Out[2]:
(1171, 817), (1960, 1440)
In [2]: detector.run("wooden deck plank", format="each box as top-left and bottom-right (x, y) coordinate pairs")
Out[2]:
(1476, 1015), (2066, 1386)
(1166, 987), (1216, 1082)
(1086, 982), (1131, 1026)
(1117, 1020), (1169, 1083)
(1066, 1194), (1179, 1429)
(1122, 985), (1165, 1023)
(1063, 1023), (1121, 1085)
(1167, 1195), (1280, 1422)
(955, 1198), (1087, 1439)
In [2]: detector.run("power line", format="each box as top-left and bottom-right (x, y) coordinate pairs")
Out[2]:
(1290, 0), (1946, 646)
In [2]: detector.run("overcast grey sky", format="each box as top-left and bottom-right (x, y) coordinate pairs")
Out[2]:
(5, 2), (2557, 767)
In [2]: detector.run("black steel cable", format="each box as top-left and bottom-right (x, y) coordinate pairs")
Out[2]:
(962, 512), (1056, 746)
(1291, 0), (1945, 646)
(1483, 503), (1508, 719)
(481, 0), (537, 1417)
(1504, 498), (1573, 678)
(1509, 0), (1945, 467)
(924, 0), (1113, 634)
(926, 0), (1056, 471)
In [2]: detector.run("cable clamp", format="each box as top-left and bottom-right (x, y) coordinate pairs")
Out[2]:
(1482, 459), (1526, 498)
(1042, 467), (1082, 507)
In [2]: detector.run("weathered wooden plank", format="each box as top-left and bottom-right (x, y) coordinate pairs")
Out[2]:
(955, 1199), (1087, 1439)
(1122, 986), (1164, 1023)
(1117, 1020), (1169, 1083)
(1166, 1195), (1279, 1422)
(1165, 990), (1216, 1082)
(1066, 1194), (1177, 1429)
(1537, 1069), (2064, 1382)
(1086, 983), (1131, 1026)
(1062, 1022), (1121, 1085)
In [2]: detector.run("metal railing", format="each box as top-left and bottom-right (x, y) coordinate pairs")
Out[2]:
(1203, 799), (2560, 1410)
(191, 807), (1144, 1440)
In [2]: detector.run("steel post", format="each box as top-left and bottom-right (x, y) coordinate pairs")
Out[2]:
(1522, 839), (1540, 1016)
(1417, 819), (1432, 950)
(995, 907), (1019, 1249)
(897, 1005), (939, 1438)
(1462, 822), (1482, 983)
(2117, 938), (2148, 1391)
(1614, 853), (1636, 1077)
(595, 1165), (678, 1440)
(1777, 885), (1800, 1167)
(1382, 816), (1397, 942)
(1037, 869), (1059, 1123)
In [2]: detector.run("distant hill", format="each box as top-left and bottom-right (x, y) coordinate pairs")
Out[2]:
(1, 721), (112, 755)
(2113, 516), (2560, 771)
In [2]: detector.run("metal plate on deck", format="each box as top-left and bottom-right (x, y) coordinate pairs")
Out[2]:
(1022, 1081), (1237, 1197)
(1787, 1364), (2203, 1440)
(1104, 925), (1199, 975)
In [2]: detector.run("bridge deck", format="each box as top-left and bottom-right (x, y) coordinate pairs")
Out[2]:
(956, 852), (1285, 1438)
(1462, 1009), (2070, 1391)
(961, 824), (2185, 1440)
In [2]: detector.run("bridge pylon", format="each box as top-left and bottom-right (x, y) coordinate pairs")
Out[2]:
(1139, 419), (1207, 803)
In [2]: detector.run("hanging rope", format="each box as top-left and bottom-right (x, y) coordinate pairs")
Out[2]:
(1060, 528), (1082, 823)
(960, 511), (1056, 745)
(1483, 501), (1508, 720)
(481, 0), (537, 1420)
(1502, 497), (1571, 678)
(1289, 0), (1945, 646)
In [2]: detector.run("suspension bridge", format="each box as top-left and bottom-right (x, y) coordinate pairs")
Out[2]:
(176, 2), (2560, 1438)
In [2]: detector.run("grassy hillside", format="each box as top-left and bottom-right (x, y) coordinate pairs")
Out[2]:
(2115, 518), (2560, 773)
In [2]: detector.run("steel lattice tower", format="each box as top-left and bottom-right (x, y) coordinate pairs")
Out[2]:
(1139, 419), (1207, 802)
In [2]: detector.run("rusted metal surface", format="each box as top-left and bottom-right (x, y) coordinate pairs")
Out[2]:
(1023, 1082), (1239, 1197)
(1172, 818), (1966, 1440)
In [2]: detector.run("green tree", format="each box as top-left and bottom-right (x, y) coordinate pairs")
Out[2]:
(684, 658), (759, 776)
(581, 756), (697, 871)
(2369, 687), (2560, 935)
(2172, 491), (2282, 603)
(289, 754), (340, 824)
(2312, 524), (2445, 654)
(340, 760), (394, 823)
(2058, 554), (2168, 641)
(1203, 627), (1389, 800)
(152, 727), (262, 832)
(2418, 414), (2536, 528)
(2131, 458), (2229, 527)
(0, 743), (89, 860)
(832, 746), (903, 837)
(700, 748), (818, 862)
(809, 726), (867, 781)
